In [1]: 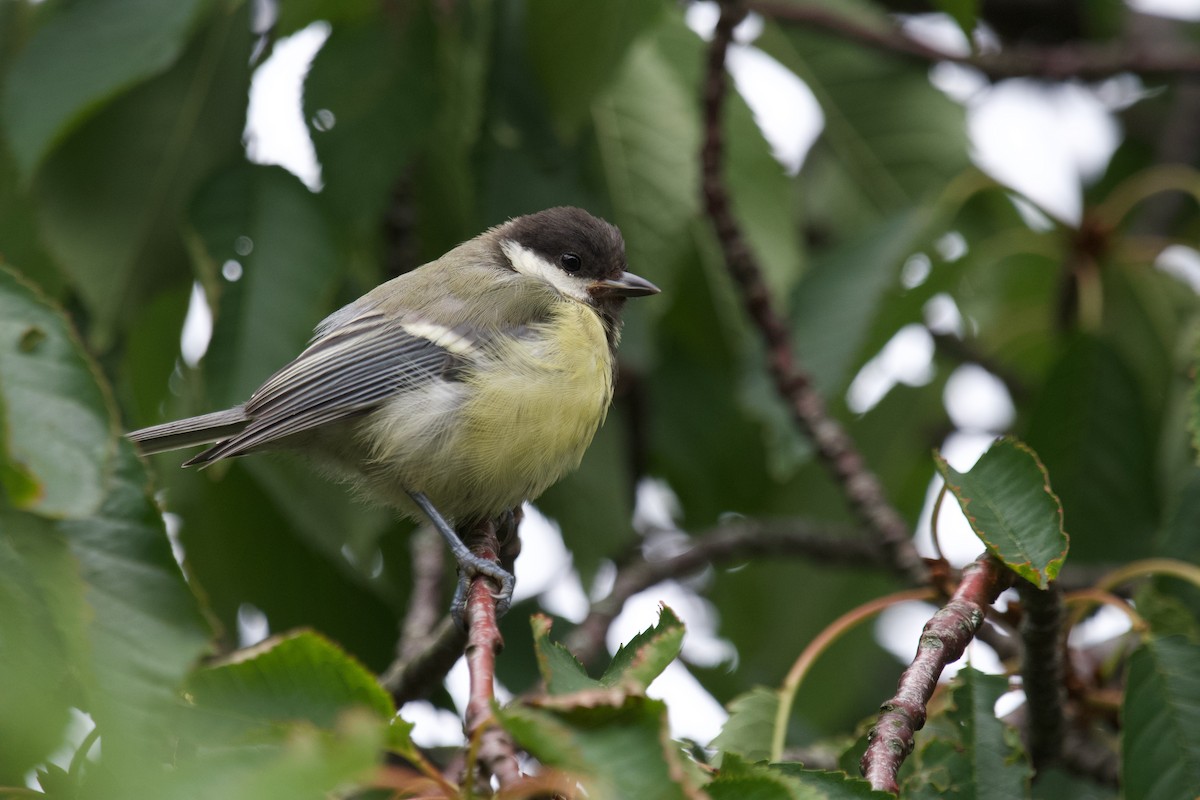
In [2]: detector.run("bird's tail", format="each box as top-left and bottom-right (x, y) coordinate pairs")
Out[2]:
(126, 407), (250, 457)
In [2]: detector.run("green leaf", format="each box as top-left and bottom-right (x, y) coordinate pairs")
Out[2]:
(1025, 336), (1158, 562)
(58, 440), (212, 773)
(756, 20), (968, 236)
(710, 686), (781, 765)
(934, 437), (1068, 588)
(303, 11), (438, 233)
(30, 6), (251, 346)
(592, 28), (699, 300)
(532, 614), (599, 695)
(904, 667), (1031, 799)
(499, 694), (706, 800)
(1, 0), (212, 178)
(715, 756), (890, 799)
(148, 711), (385, 800)
(0, 512), (86, 783)
(526, 0), (664, 137)
(933, 0), (978, 39)
(185, 630), (394, 741)
(1122, 637), (1200, 800)
(1190, 353), (1200, 463)
(0, 265), (116, 518)
(190, 164), (343, 408)
(600, 604), (685, 691)
(791, 209), (933, 394)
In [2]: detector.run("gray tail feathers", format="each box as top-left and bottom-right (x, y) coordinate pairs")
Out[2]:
(126, 407), (250, 458)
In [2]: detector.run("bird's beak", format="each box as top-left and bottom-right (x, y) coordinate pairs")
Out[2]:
(589, 271), (661, 299)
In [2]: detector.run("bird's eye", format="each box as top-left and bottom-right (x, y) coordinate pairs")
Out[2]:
(560, 252), (582, 272)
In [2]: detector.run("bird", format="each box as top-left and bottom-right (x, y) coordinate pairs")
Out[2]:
(128, 206), (659, 623)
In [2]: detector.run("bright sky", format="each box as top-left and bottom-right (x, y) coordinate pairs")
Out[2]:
(219, 0), (1200, 745)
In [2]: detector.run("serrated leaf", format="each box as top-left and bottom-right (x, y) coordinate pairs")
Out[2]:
(190, 164), (343, 408)
(532, 614), (599, 695)
(1122, 637), (1200, 800)
(718, 756), (890, 799)
(2, 0), (212, 178)
(905, 667), (1031, 799)
(0, 265), (116, 517)
(934, 437), (1069, 588)
(600, 604), (684, 691)
(185, 630), (394, 742)
(498, 694), (705, 800)
(710, 686), (780, 764)
(769, 762), (894, 798)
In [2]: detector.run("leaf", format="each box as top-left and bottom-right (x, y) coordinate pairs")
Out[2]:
(190, 164), (343, 408)
(904, 667), (1031, 799)
(1, 0), (212, 178)
(1122, 637), (1200, 800)
(1025, 336), (1158, 562)
(148, 711), (385, 800)
(934, 0), (979, 39)
(600, 604), (685, 691)
(1191, 353), (1200, 464)
(30, 6), (252, 346)
(57, 440), (213, 772)
(498, 694), (706, 800)
(303, 11), (439, 232)
(710, 686), (781, 765)
(756, 20), (968, 236)
(791, 210), (934, 395)
(592, 28), (700, 301)
(532, 614), (599, 695)
(714, 755), (890, 799)
(934, 437), (1069, 588)
(0, 512), (86, 783)
(185, 629), (394, 742)
(526, 0), (664, 137)
(0, 265), (116, 518)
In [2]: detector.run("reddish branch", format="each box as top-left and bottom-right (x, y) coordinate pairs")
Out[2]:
(748, 0), (1200, 80)
(701, 0), (927, 586)
(1017, 581), (1066, 770)
(461, 518), (522, 789)
(860, 555), (1014, 793)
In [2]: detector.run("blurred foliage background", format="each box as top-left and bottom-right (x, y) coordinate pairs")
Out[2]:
(2, 0), (1200, 797)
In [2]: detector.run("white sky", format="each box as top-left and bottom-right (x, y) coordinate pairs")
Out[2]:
(225, 0), (1200, 743)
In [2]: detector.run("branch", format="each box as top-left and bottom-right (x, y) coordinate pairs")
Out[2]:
(701, 0), (927, 586)
(748, 0), (1200, 80)
(461, 517), (522, 789)
(1017, 581), (1066, 770)
(380, 617), (465, 707)
(565, 517), (885, 665)
(860, 555), (1014, 793)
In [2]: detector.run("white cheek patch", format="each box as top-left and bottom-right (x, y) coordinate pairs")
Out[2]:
(400, 320), (479, 356)
(501, 240), (591, 302)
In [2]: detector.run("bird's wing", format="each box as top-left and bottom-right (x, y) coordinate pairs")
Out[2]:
(185, 310), (469, 465)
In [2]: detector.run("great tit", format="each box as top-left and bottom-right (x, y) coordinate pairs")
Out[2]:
(128, 206), (659, 621)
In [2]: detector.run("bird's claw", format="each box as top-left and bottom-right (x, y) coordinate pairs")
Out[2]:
(450, 557), (515, 630)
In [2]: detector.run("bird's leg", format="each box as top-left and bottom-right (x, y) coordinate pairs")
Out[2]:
(408, 491), (515, 627)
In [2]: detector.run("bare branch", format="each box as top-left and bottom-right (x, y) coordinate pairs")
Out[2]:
(749, 0), (1200, 80)
(462, 518), (522, 789)
(860, 555), (1014, 793)
(701, 0), (927, 586)
(566, 517), (885, 665)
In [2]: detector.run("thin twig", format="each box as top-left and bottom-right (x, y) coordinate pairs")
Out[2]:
(748, 0), (1200, 80)
(565, 517), (884, 665)
(461, 518), (522, 789)
(380, 616), (465, 707)
(399, 526), (448, 661)
(1017, 581), (1066, 770)
(860, 555), (1014, 793)
(701, 0), (927, 586)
